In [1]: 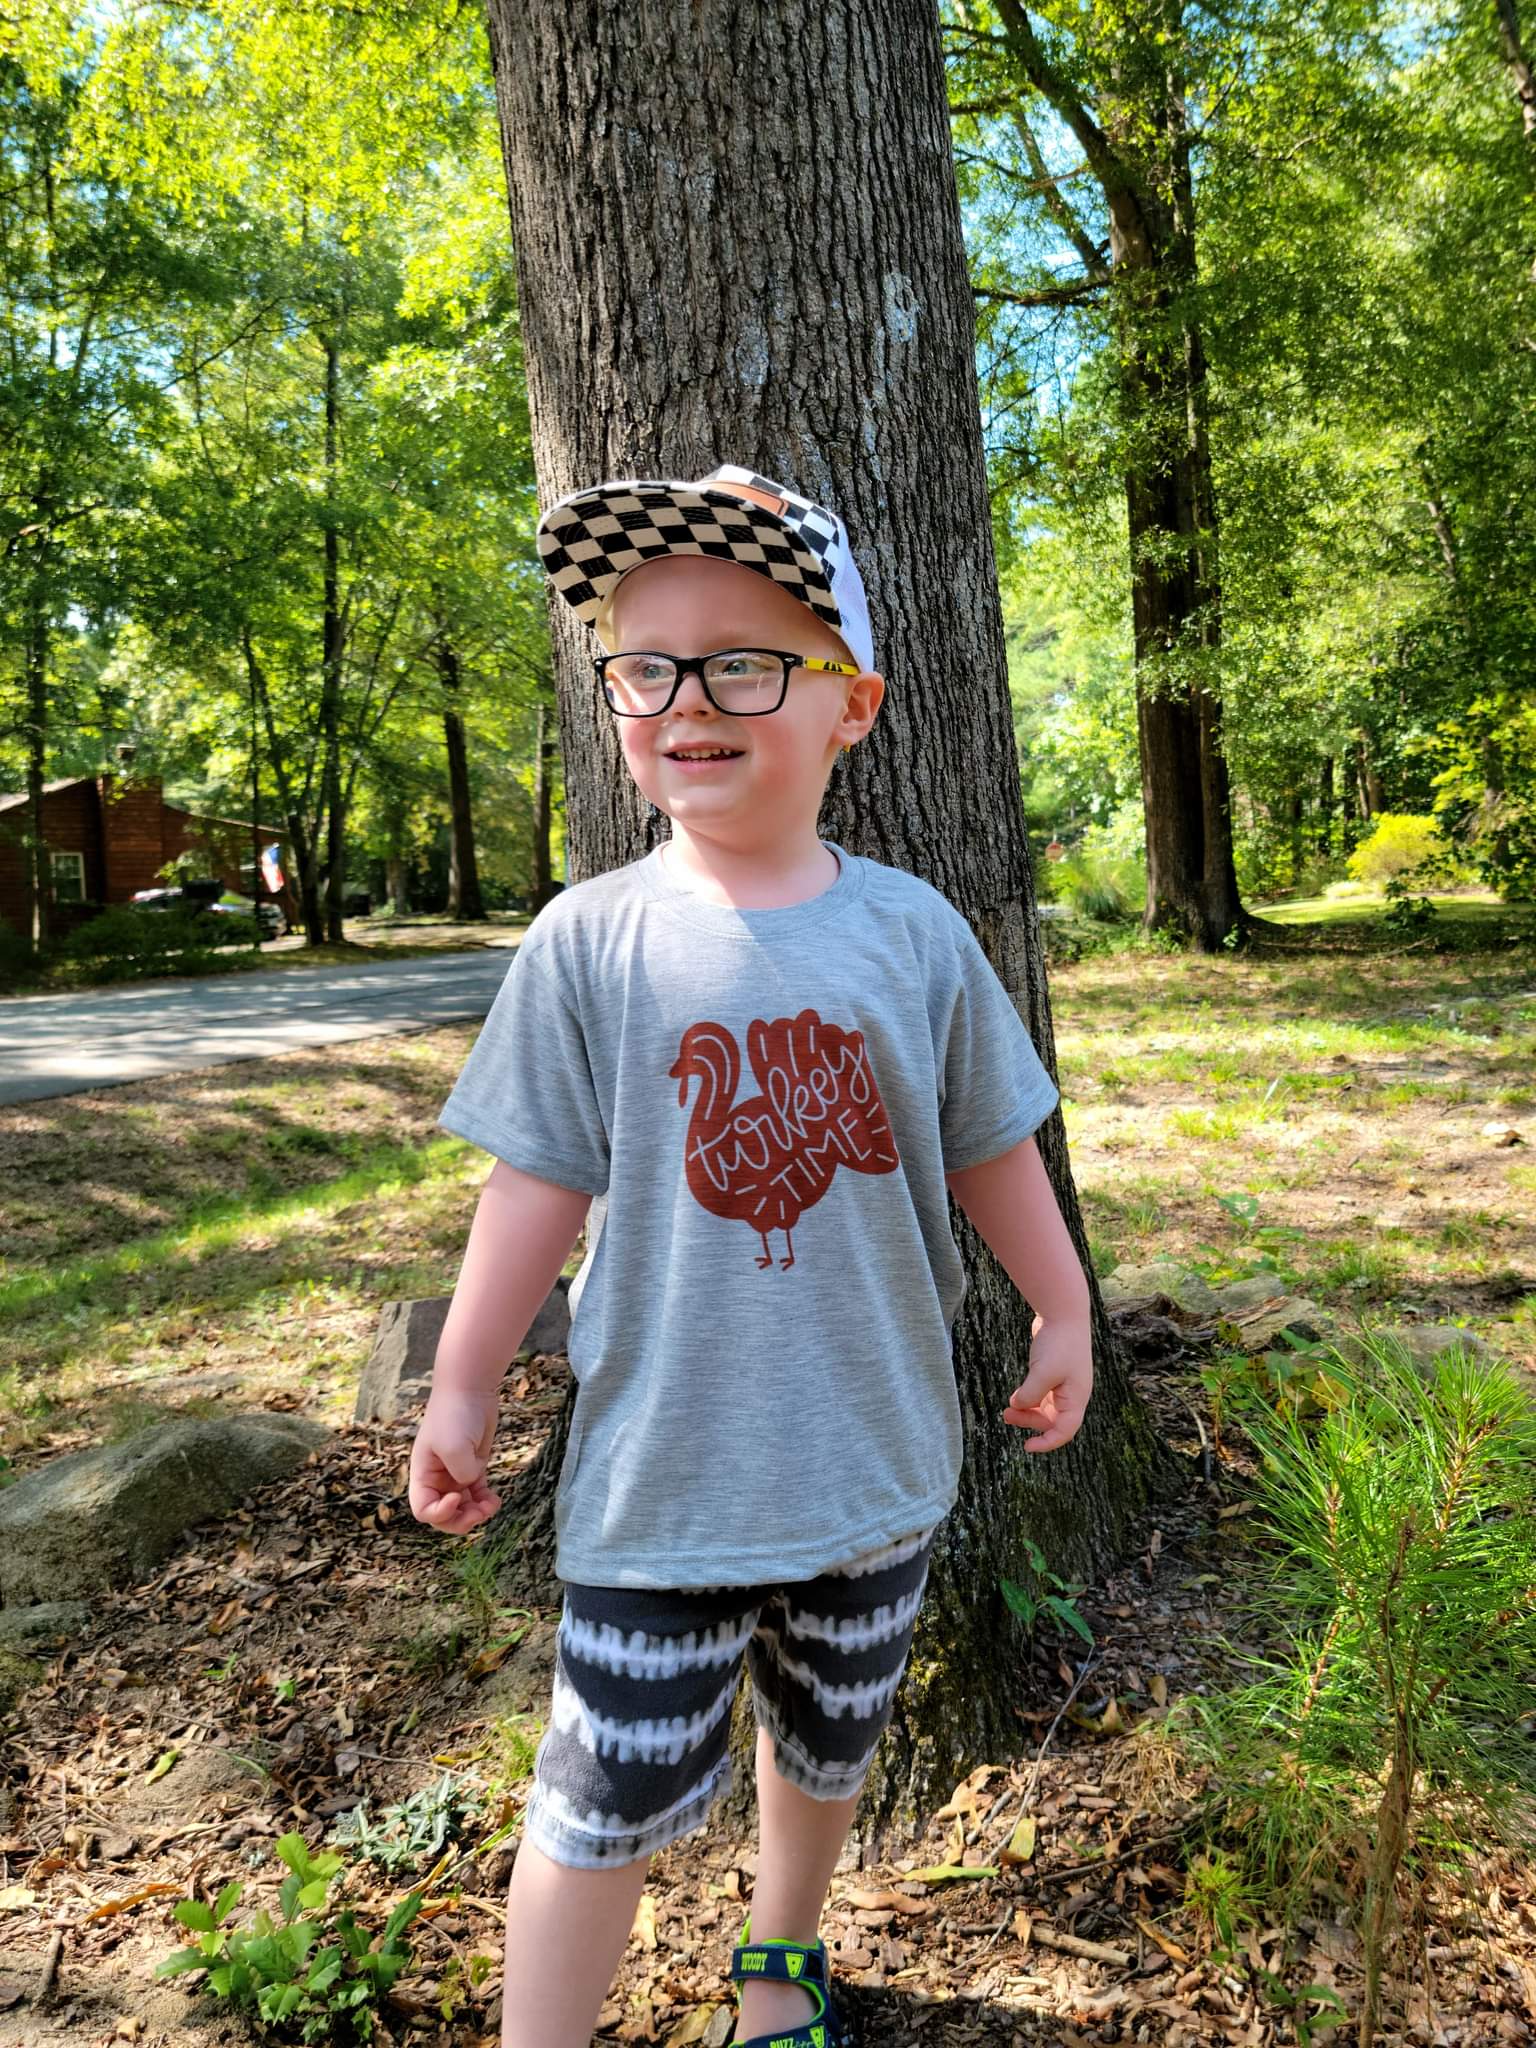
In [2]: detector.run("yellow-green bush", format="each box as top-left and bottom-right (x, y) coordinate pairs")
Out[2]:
(1345, 813), (1470, 888)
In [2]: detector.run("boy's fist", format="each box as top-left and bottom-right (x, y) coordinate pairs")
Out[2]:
(409, 1388), (503, 1533)
(1002, 1312), (1093, 1453)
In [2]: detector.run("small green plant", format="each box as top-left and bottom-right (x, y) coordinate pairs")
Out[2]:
(433, 1950), (499, 2023)
(1380, 872), (1436, 939)
(1182, 1846), (1258, 1949)
(1175, 1331), (1536, 2048)
(327, 1770), (483, 1875)
(1000, 1536), (1094, 1644)
(155, 1831), (423, 2042)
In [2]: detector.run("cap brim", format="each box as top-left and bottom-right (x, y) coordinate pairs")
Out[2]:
(536, 479), (846, 650)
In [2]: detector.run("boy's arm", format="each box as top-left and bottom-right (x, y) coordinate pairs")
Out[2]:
(411, 1160), (591, 1533)
(432, 1158), (594, 1397)
(944, 1134), (1089, 1323)
(945, 1134), (1093, 1451)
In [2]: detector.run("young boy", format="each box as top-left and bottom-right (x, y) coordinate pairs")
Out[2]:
(408, 465), (1093, 2048)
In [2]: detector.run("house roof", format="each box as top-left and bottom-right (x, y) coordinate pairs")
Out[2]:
(0, 780), (284, 837)
(0, 777), (90, 814)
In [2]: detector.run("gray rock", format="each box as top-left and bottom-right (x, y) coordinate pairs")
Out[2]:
(1102, 1262), (1223, 1316)
(354, 1297), (452, 1423)
(354, 1282), (571, 1423)
(0, 1412), (330, 1606)
(0, 1601), (91, 1649)
(1330, 1322), (1491, 1375)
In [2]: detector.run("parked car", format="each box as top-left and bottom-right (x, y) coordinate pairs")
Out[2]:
(129, 884), (287, 941)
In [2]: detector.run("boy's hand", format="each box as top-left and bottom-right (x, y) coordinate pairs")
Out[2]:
(1002, 1312), (1093, 1453)
(409, 1389), (503, 1533)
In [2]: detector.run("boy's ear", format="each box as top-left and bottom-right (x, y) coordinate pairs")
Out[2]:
(844, 670), (885, 741)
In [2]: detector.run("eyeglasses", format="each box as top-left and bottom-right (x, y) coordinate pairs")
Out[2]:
(593, 646), (861, 718)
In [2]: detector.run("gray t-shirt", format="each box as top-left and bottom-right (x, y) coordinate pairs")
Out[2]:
(437, 836), (1060, 1590)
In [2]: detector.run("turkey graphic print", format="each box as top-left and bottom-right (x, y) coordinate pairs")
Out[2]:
(669, 1006), (900, 1270)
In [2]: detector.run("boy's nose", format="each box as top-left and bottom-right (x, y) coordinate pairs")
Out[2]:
(671, 665), (716, 713)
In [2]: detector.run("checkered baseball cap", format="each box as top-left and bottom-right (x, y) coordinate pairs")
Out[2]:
(534, 462), (875, 675)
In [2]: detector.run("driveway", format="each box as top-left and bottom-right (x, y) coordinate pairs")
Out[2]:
(0, 947), (520, 1106)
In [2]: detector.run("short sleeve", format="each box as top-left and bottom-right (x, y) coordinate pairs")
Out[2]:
(437, 940), (610, 1195)
(939, 920), (1060, 1173)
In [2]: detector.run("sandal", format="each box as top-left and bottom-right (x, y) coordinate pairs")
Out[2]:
(727, 1911), (844, 2048)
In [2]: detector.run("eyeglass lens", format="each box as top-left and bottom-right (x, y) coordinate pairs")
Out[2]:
(603, 650), (784, 716)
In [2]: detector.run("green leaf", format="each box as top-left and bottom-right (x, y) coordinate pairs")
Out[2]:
(1043, 1594), (1096, 1643)
(152, 1946), (207, 1979)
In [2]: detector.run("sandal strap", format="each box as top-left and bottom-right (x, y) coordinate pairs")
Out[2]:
(733, 1914), (829, 1988)
(730, 1938), (829, 1993)
(729, 2025), (834, 2048)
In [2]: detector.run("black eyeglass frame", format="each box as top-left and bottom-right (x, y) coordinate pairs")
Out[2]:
(592, 646), (862, 718)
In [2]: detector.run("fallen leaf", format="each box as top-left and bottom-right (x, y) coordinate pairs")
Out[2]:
(144, 1748), (179, 1782)
(842, 1887), (936, 1917)
(85, 1884), (184, 1920)
(906, 1863), (999, 1885)
(632, 1892), (658, 1950)
(1133, 1913), (1190, 1963)
(1000, 1816), (1037, 1867)
(662, 2007), (723, 2046)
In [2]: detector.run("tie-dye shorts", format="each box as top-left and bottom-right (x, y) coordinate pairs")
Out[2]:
(521, 1523), (942, 1868)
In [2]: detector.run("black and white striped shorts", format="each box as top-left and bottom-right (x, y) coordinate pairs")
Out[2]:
(522, 1523), (941, 1868)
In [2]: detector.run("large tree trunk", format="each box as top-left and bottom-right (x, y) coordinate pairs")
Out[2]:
(438, 634), (485, 921)
(485, 0), (1182, 1844)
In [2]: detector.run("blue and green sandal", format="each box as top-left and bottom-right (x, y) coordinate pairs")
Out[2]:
(727, 1912), (845, 2048)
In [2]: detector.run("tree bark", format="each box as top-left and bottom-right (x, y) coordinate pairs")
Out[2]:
(485, 0), (1183, 1844)
(437, 632), (486, 921)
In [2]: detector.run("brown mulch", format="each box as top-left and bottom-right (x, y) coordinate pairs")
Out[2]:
(3, 1332), (1535, 2048)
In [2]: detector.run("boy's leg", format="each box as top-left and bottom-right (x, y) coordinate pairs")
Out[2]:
(507, 1575), (762, 2047)
(740, 1525), (941, 2040)
(735, 1725), (862, 2039)
(500, 1835), (651, 2048)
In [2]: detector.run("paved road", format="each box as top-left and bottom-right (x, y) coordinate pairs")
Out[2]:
(0, 948), (519, 1106)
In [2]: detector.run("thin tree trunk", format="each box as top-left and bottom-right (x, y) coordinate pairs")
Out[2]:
(385, 852), (410, 917)
(438, 633), (486, 921)
(994, 0), (1244, 952)
(24, 546), (51, 952)
(320, 329), (346, 944)
(1319, 755), (1335, 859)
(485, 0), (1182, 1846)
(532, 695), (555, 906)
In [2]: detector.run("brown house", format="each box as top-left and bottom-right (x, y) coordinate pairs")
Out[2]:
(0, 773), (296, 940)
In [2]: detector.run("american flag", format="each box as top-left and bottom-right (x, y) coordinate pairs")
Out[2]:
(260, 843), (285, 893)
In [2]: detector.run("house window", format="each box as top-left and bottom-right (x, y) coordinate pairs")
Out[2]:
(51, 850), (85, 904)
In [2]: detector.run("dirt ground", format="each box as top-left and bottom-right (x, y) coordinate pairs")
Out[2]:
(1, 939), (1533, 2045)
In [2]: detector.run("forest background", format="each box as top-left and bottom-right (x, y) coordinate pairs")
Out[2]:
(5, 0), (1533, 957)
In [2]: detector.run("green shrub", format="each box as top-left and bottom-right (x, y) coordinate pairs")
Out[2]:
(54, 905), (249, 979)
(155, 1831), (422, 2043)
(1345, 814), (1470, 889)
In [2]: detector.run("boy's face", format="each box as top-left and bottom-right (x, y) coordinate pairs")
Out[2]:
(606, 555), (883, 847)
